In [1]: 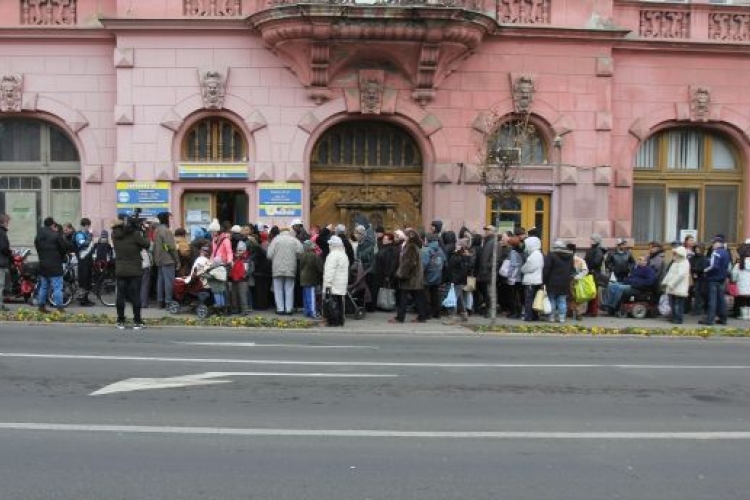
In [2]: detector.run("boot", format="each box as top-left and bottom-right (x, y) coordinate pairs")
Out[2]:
(38, 305), (50, 314)
(79, 293), (95, 307)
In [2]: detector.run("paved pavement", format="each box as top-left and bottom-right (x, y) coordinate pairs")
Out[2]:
(4, 300), (748, 334)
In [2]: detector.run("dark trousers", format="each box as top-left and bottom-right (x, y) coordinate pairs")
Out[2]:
(425, 284), (442, 319)
(78, 256), (93, 294)
(705, 280), (727, 324)
(523, 284), (541, 321)
(116, 275), (143, 323)
(476, 280), (490, 313)
(396, 288), (428, 322)
(671, 295), (685, 323)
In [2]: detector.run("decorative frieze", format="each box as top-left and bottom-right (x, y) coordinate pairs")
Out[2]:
(0, 75), (23, 113)
(359, 70), (385, 115)
(21, 0), (76, 25)
(184, 0), (241, 16)
(498, 0), (550, 25)
(709, 13), (750, 42)
(639, 10), (690, 39)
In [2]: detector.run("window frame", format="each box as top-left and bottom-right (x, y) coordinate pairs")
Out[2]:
(181, 117), (248, 163)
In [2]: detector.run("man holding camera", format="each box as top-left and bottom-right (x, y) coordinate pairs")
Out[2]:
(111, 213), (150, 330)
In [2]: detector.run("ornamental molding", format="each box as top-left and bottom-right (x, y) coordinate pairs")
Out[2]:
(248, 5), (494, 106)
(199, 69), (228, 110)
(0, 74), (23, 112)
(690, 85), (710, 122)
(510, 73), (536, 115)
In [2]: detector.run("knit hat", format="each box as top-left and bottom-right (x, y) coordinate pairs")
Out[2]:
(208, 218), (220, 232)
(329, 235), (343, 247)
(99, 230), (109, 239)
(230, 225), (242, 234)
(590, 233), (602, 244)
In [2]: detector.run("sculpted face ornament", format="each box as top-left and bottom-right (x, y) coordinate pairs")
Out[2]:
(513, 75), (535, 114)
(200, 70), (226, 109)
(691, 86), (710, 121)
(0, 74), (22, 113)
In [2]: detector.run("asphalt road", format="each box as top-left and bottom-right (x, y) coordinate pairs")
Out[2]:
(1, 323), (750, 499)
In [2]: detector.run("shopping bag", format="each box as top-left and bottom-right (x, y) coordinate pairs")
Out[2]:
(323, 291), (341, 323)
(658, 293), (672, 316)
(442, 284), (457, 309)
(376, 285), (396, 311)
(573, 274), (597, 303)
(727, 281), (739, 297)
(463, 276), (476, 292)
(533, 287), (552, 314)
(499, 259), (511, 278)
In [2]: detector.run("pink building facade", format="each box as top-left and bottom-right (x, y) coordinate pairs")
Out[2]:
(1, 0), (749, 250)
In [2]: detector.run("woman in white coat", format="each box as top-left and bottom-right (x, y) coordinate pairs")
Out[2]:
(323, 235), (350, 326)
(661, 245), (690, 324)
(520, 236), (544, 322)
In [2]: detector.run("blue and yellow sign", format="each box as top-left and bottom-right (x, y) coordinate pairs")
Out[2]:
(116, 182), (170, 218)
(178, 163), (248, 179)
(258, 183), (303, 218)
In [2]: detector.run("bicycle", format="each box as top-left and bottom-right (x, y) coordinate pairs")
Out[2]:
(92, 260), (116, 307)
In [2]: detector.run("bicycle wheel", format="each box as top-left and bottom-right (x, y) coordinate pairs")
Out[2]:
(97, 276), (117, 307)
(48, 281), (74, 308)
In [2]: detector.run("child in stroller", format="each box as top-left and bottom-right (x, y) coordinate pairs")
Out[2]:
(167, 246), (215, 318)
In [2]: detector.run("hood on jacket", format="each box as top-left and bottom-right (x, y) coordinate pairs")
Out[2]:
(524, 236), (541, 254)
(672, 246), (687, 260)
(431, 220), (443, 233)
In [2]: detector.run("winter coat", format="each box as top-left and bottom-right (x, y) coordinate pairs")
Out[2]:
(606, 249), (636, 282)
(735, 259), (750, 296)
(477, 235), (500, 283)
(374, 242), (400, 288)
(421, 240), (446, 286)
(440, 230), (457, 257)
(543, 248), (575, 297)
(323, 246), (350, 295)
(356, 233), (376, 274)
(647, 249), (666, 283)
(506, 248), (524, 285)
(396, 242), (424, 290)
(0, 225), (10, 269)
(661, 246), (690, 297)
(266, 230), (303, 278)
(585, 244), (606, 275)
(448, 250), (471, 286)
(110, 221), (150, 278)
(704, 246), (730, 282)
(520, 236), (544, 285)
(211, 232), (234, 266)
(623, 265), (657, 289)
(299, 251), (323, 287)
(34, 226), (70, 277)
(152, 223), (179, 267)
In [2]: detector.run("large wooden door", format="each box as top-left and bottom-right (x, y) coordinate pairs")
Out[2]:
(309, 121), (423, 231)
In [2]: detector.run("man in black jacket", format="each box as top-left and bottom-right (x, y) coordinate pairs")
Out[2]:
(111, 216), (151, 330)
(34, 217), (70, 313)
(0, 214), (11, 312)
(584, 233), (607, 317)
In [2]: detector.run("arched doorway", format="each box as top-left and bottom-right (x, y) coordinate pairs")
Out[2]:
(310, 120), (423, 231)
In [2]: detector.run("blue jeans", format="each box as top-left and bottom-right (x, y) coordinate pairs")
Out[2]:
(549, 293), (568, 321)
(38, 275), (64, 309)
(302, 285), (317, 317)
(156, 264), (176, 303)
(601, 283), (632, 311)
(705, 280), (727, 324)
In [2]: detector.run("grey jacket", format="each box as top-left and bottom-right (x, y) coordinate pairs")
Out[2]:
(267, 231), (303, 278)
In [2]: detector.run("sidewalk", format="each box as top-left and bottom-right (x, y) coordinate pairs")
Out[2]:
(5, 301), (748, 334)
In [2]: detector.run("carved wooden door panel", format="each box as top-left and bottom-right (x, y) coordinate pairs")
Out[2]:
(309, 121), (424, 231)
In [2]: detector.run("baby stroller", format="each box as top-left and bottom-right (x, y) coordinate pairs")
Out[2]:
(346, 260), (370, 320)
(168, 274), (214, 319)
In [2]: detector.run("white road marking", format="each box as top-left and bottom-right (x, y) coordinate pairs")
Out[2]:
(175, 342), (377, 349)
(1, 352), (749, 370)
(90, 371), (397, 396)
(1, 423), (750, 440)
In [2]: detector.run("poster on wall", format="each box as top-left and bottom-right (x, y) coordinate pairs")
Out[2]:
(116, 182), (171, 219)
(257, 183), (303, 218)
(178, 164), (248, 179)
(6, 191), (37, 247)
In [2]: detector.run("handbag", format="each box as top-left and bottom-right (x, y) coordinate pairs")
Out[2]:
(727, 281), (739, 297)
(442, 284), (457, 309)
(376, 283), (396, 311)
(463, 275), (476, 292)
(573, 274), (597, 303)
(208, 265), (227, 282)
(658, 293), (672, 316)
(323, 290), (341, 323)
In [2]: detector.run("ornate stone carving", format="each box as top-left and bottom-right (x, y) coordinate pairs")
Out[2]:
(709, 13), (750, 42)
(640, 10), (690, 39)
(0, 75), (23, 113)
(359, 70), (385, 115)
(21, 0), (77, 25)
(184, 0), (241, 16)
(691, 86), (710, 122)
(498, 0), (550, 25)
(512, 75), (535, 114)
(199, 70), (227, 110)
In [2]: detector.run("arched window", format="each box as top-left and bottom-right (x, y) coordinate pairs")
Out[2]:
(311, 121), (422, 169)
(0, 118), (81, 245)
(182, 117), (247, 162)
(633, 127), (742, 244)
(487, 117), (547, 166)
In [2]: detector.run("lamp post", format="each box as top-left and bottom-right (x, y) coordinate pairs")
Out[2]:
(480, 147), (521, 325)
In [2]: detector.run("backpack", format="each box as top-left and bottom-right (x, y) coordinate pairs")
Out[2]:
(74, 230), (91, 251)
(425, 247), (445, 286)
(176, 239), (191, 259)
